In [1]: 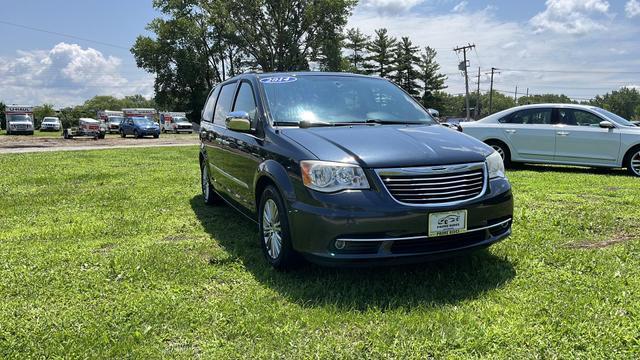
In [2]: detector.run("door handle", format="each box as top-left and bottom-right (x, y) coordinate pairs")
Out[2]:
(556, 131), (570, 136)
(505, 129), (516, 134)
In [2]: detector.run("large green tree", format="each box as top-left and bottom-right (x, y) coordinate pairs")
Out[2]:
(417, 46), (447, 110)
(343, 28), (369, 73)
(518, 93), (574, 106)
(390, 37), (421, 96)
(33, 104), (56, 128)
(364, 28), (397, 78)
(589, 87), (640, 120)
(132, 0), (355, 120)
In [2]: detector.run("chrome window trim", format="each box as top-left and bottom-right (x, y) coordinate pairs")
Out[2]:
(336, 218), (511, 242)
(375, 162), (488, 207)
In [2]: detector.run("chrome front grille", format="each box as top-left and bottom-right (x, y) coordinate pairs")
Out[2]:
(376, 162), (486, 205)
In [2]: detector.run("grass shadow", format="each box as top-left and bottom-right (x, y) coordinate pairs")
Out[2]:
(190, 195), (515, 310)
(508, 163), (628, 176)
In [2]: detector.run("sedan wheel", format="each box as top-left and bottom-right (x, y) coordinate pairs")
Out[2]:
(491, 144), (505, 160)
(627, 150), (640, 177)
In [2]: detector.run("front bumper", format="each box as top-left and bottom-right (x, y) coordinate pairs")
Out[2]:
(287, 177), (513, 266)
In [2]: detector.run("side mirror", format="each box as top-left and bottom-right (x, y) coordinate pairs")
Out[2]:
(599, 120), (615, 129)
(226, 111), (252, 132)
(427, 108), (440, 118)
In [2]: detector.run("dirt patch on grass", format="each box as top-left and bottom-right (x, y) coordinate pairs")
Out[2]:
(94, 242), (118, 254)
(162, 234), (195, 242)
(564, 233), (636, 249)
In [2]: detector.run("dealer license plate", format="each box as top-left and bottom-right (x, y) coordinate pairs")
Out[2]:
(428, 210), (467, 237)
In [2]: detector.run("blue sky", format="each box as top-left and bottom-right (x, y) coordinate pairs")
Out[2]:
(1, 0), (639, 107)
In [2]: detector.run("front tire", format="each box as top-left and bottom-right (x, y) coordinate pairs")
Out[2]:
(120, 131), (126, 138)
(258, 185), (300, 270)
(134, 130), (141, 139)
(626, 147), (640, 177)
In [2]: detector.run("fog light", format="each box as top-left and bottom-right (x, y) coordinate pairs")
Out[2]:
(501, 221), (510, 228)
(334, 240), (346, 250)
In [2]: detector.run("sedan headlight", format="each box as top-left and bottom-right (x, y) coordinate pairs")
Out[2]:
(300, 160), (370, 192)
(486, 151), (506, 179)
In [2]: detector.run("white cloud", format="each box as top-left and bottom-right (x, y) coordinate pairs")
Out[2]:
(626, 0), (640, 17)
(358, 0), (426, 14)
(452, 1), (467, 13)
(348, 6), (640, 100)
(0, 42), (153, 107)
(530, 0), (611, 35)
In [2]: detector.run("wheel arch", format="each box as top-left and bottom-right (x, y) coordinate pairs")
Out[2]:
(622, 143), (640, 168)
(484, 138), (512, 160)
(254, 159), (296, 211)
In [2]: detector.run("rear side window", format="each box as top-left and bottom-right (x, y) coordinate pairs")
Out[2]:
(505, 109), (552, 125)
(202, 87), (220, 123)
(233, 82), (258, 128)
(213, 83), (236, 126)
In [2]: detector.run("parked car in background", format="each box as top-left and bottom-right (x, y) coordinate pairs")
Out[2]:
(63, 118), (106, 140)
(160, 112), (193, 133)
(200, 72), (513, 269)
(120, 117), (160, 138)
(461, 104), (640, 176)
(40, 117), (61, 131)
(5, 105), (34, 135)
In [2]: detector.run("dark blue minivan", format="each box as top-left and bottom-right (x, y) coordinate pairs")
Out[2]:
(199, 72), (513, 269)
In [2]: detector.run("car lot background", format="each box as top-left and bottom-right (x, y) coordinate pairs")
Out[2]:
(0, 146), (638, 358)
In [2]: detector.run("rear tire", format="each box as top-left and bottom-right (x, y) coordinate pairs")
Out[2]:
(201, 161), (221, 205)
(486, 141), (511, 167)
(258, 185), (301, 270)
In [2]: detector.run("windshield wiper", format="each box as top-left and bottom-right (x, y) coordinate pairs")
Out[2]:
(363, 118), (427, 125)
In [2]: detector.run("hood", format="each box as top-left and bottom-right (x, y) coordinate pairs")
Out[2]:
(176, 121), (192, 126)
(281, 124), (492, 168)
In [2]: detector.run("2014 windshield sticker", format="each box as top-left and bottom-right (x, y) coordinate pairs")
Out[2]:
(260, 76), (297, 84)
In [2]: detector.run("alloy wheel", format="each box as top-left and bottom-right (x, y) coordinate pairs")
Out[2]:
(262, 199), (282, 259)
(491, 144), (505, 160)
(631, 151), (640, 176)
(201, 164), (210, 200)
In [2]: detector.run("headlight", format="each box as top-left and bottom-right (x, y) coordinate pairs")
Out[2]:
(300, 160), (370, 192)
(486, 151), (506, 179)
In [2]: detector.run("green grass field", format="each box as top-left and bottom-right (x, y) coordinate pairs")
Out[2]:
(0, 147), (638, 358)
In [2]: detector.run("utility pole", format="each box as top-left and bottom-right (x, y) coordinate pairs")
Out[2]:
(514, 85), (518, 104)
(454, 43), (475, 121)
(485, 67), (500, 115)
(474, 67), (481, 119)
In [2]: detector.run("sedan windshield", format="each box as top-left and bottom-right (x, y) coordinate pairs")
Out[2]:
(260, 75), (435, 126)
(593, 108), (635, 127)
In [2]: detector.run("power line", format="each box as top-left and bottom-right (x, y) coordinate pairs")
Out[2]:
(498, 67), (640, 75)
(0, 20), (131, 51)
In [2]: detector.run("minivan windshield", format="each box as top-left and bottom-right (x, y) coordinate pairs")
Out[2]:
(593, 108), (635, 127)
(260, 75), (435, 126)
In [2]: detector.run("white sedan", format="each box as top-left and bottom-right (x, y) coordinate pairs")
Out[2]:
(460, 104), (640, 176)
